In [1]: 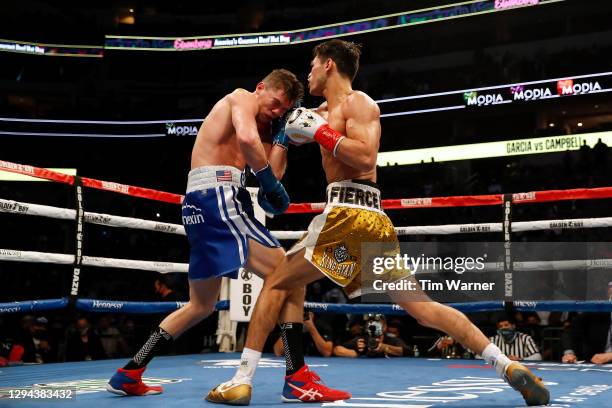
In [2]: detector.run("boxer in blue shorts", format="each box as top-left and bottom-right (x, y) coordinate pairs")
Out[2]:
(182, 167), (280, 280)
(107, 69), (304, 398)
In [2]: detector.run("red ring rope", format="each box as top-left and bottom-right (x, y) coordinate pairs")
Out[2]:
(2, 159), (612, 212)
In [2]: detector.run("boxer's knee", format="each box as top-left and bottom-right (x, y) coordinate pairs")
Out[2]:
(267, 269), (295, 291)
(186, 298), (215, 319)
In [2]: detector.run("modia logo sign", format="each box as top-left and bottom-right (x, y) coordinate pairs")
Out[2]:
(557, 79), (602, 96)
(557, 79), (572, 94)
(511, 85), (552, 101)
(464, 91), (505, 107)
(166, 122), (198, 136)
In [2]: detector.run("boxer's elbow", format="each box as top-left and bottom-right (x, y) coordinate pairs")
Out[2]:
(338, 138), (377, 171)
(237, 131), (259, 149)
(351, 152), (377, 172)
(351, 141), (377, 170)
(364, 155), (378, 170)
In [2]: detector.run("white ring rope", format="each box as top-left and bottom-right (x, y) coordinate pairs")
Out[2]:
(273, 218), (612, 239)
(3, 198), (612, 240)
(0, 248), (609, 273)
(0, 198), (185, 235)
(0, 249), (187, 273)
(2, 198), (612, 274)
(473, 260), (612, 273)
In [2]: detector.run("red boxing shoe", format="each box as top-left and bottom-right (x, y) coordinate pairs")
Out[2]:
(106, 367), (163, 396)
(282, 365), (351, 403)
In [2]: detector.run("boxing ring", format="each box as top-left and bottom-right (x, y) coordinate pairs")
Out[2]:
(1, 159), (611, 407)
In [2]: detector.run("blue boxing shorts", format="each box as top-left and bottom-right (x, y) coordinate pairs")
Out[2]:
(182, 165), (280, 280)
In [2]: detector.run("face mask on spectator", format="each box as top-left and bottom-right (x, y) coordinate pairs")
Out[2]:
(498, 328), (517, 344)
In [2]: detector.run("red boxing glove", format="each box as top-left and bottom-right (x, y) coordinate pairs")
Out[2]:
(314, 125), (346, 157)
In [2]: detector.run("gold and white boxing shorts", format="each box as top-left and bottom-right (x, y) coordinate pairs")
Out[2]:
(287, 180), (400, 298)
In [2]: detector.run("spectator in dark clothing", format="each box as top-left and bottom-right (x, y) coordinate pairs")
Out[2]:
(154, 275), (182, 302)
(97, 316), (127, 359)
(151, 275), (188, 354)
(562, 312), (612, 364)
(338, 316), (364, 344)
(13, 316), (52, 363)
(385, 319), (412, 346)
(562, 282), (612, 364)
(13, 316), (39, 363)
(65, 317), (106, 361)
(593, 137), (609, 174)
(334, 315), (409, 358)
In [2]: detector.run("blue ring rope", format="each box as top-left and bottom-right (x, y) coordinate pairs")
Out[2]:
(1, 298), (610, 314)
(0, 298), (69, 313)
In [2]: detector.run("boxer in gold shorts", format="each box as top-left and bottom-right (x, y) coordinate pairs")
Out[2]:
(288, 180), (399, 299)
(207, 39), (549, 406)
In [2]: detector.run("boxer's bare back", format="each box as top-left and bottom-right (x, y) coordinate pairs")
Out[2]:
(191, 88), (291, 171)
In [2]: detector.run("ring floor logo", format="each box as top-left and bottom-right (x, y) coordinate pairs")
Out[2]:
(322, 375), (562, 407)
(322, 376), (514, 407)
(320, 360), (612, 407)
(199, 357), (328, 369)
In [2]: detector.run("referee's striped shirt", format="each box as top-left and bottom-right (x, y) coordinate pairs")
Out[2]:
(489, 332), (541, 360)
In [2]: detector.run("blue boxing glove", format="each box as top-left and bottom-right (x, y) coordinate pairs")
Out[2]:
(254, 164), (290, 215)
(271, 118), (289, 150)
(271, 101), (302, 150)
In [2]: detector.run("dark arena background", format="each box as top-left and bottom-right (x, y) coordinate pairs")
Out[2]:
(1, 1), (611, 407)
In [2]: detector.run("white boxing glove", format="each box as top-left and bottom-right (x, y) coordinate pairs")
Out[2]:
(285, 108), (346, 156)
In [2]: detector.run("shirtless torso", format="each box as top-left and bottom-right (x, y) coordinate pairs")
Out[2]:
(191, 89), (274, 171)
(315, 90), (381, 184)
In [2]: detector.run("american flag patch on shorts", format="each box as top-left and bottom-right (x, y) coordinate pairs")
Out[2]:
(216, 170), (233, 182)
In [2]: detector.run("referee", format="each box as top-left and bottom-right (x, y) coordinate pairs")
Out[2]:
(489, 317), (542, 361)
